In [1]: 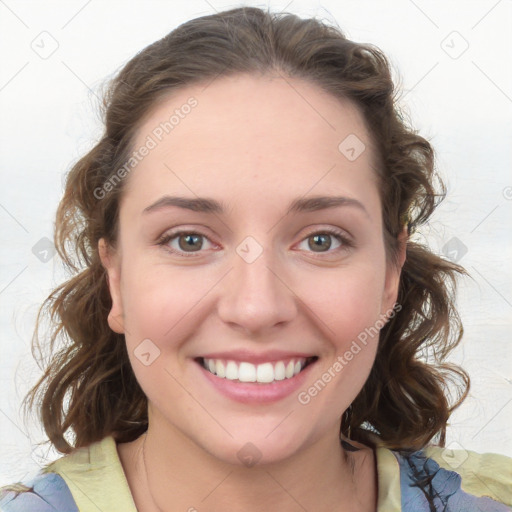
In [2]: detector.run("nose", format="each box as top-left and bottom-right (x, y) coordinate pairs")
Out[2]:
(216, 242), (297, 336)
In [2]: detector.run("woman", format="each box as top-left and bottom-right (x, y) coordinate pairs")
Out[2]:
(1, 6), (511, 512)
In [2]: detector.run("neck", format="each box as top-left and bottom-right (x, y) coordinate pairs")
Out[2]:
(122, 423), (376, 512)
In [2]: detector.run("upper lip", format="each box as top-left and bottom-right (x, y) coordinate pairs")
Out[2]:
(196, 349), (318, 364)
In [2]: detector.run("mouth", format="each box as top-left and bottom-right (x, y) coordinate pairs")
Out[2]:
(194, 356), (319, 384)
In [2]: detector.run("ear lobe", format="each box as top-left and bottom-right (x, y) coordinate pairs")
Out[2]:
(98, 238), (125, 334)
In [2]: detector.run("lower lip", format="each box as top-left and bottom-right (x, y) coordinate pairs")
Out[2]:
(195, 359), (317, 404)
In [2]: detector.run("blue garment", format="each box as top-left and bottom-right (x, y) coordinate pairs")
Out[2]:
(396, 450), (511, 511)
(0, 472), (78, 512)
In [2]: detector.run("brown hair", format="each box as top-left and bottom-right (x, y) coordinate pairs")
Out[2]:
(22, 6), (469, 455)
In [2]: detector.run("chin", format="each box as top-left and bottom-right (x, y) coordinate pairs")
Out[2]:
(195, 422), (318, 468)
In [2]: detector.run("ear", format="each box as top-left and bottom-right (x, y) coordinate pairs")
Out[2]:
(98, 238), (125, 334)
(381, 226), (407, 316)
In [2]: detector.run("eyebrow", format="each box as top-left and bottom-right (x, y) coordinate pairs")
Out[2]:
(142, 194), (369, 217)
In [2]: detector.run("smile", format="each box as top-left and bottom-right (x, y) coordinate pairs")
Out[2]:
(198, 356), (318, 384)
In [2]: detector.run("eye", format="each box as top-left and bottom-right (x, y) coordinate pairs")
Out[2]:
(296, 227), (353, 254)
(157, 227), (353, 258)
(157, 230), (215, 257)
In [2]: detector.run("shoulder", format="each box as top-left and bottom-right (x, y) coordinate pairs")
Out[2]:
(20, 435), (138, 512)
(0, 471), (78, 512)
(0, 435), (128, 512)
(392, 445), (512, 511)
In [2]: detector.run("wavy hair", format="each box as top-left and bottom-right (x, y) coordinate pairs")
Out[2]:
(22, 6), (469, 455)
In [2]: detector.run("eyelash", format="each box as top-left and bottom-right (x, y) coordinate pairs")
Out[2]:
(156, 227), (354, 258)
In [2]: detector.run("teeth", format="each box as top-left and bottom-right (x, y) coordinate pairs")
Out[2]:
(257, 362), (274, 383)
(202, 357), (311, 383)
(226, 361), (238, 380)
(216, 360), (226, 378)
(285, 361), (295, 379)
(274, 361), (285, 380)
(239, 362), (256, 382)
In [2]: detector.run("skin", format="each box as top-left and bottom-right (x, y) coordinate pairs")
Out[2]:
(99, 73), (406, 512)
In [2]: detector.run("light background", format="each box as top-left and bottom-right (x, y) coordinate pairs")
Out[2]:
(1, 0), (511, 486)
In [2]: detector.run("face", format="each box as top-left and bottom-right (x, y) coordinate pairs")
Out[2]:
(99, 73), (403, 466)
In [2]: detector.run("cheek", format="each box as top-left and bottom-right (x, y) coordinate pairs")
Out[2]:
(310, 263), (386, 341)
(119, 268), (202, 404)
(120, 265), (215, 360)
(305, 263), (385, 393)
(299, 270), (384, 409)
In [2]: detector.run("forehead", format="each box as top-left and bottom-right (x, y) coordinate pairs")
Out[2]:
(122, 73), (379, 214)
